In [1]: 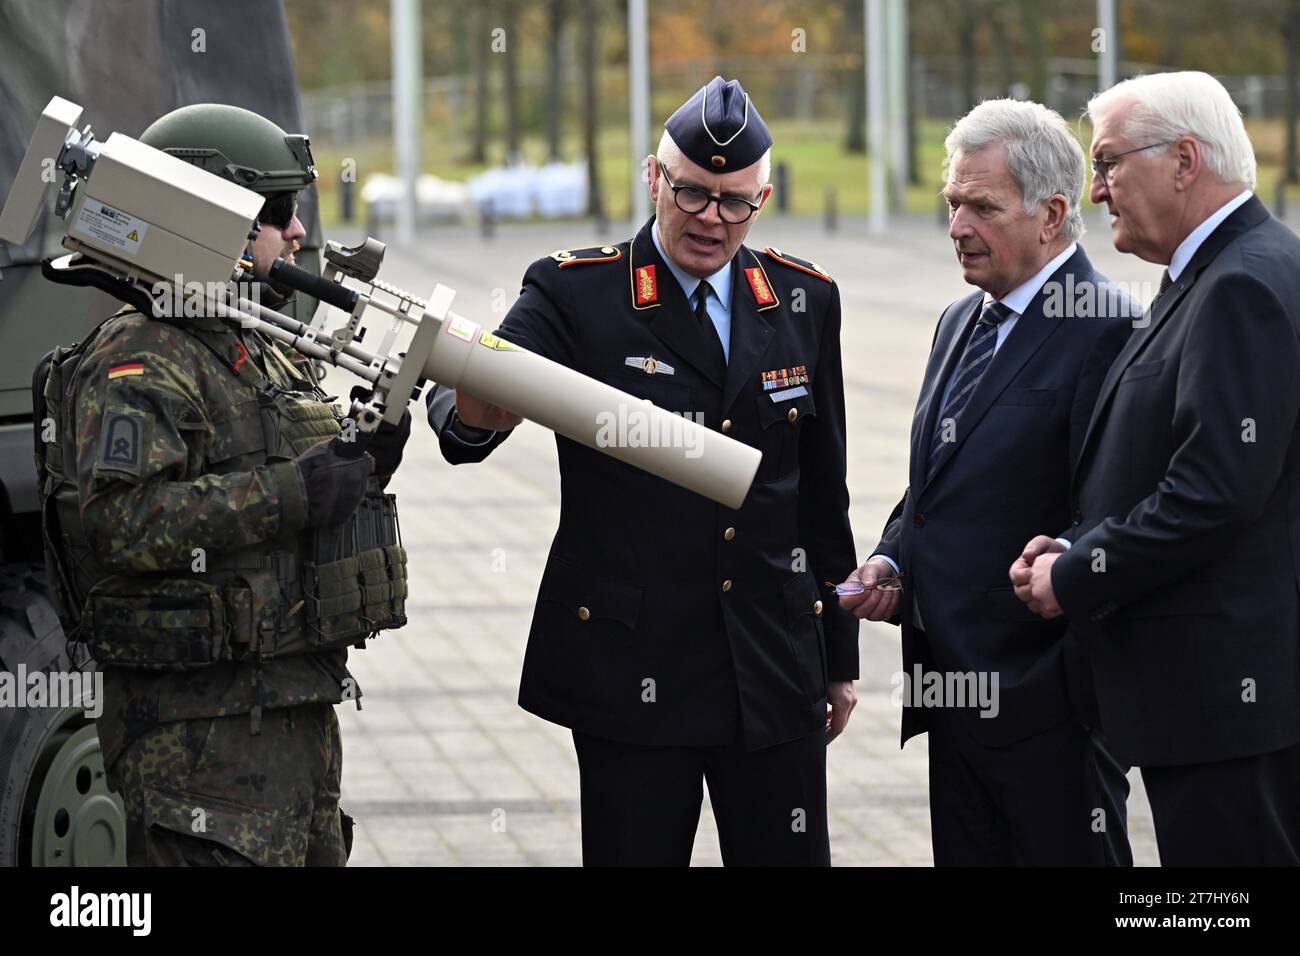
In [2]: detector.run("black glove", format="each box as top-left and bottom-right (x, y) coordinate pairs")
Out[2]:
(294, 438), (375, 527)
(350, 386), (412, 475)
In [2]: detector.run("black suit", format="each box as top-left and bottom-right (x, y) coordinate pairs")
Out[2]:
(1053, 196), (1300, 865)
(874, 246), (1133, 865)
(427, 217), (857, 864)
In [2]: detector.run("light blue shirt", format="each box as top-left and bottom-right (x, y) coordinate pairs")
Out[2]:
(652, 222), (734, 361)
(1168, 190), (1253, 282)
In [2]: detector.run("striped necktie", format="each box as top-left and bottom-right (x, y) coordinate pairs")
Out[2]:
(928, 300), (1014, 477)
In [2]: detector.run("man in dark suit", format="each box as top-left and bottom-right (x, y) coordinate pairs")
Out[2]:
(841, 99), (1133, 865)
(425, 78), (858, 865)
(1014, 71), (1300, 866)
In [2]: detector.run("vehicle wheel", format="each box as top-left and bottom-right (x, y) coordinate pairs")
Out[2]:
(0, 564), (125, 866)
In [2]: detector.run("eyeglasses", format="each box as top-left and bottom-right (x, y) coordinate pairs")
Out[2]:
(257, 191), (299, 230)
(1091, 141), (1176, 187)
(827, 572), (904, 594)
(659, 164), (761, 224)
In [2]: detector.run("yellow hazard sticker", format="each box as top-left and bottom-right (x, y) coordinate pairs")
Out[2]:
(478, 332), (519, 352)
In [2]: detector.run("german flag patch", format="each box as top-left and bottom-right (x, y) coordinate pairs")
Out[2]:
(107, 362), (145, 380)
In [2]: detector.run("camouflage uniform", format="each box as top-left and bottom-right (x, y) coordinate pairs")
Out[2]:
(71, 307), (398, 866)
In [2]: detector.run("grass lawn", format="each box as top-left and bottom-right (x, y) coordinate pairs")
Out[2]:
(310, 116), (1300, 229)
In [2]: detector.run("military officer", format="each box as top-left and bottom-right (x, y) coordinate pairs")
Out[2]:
(427, 77), (859, 866)
(55, 104), (410, 865)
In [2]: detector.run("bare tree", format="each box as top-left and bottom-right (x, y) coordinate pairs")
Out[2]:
(955, 0), (979, 112)
(545, 0), (567, 162)
(988, 2), (1016, 98)
(1020, 0), (1046, 103)
(580, 0), (603, 219)
(1286, 0), (1300, 182)
(845, 0), (866, 153)
(502, 0), (521, 165)
(471, 0), (489, 163)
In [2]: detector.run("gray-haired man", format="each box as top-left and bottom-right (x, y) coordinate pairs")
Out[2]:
(1014, 71), (1300, 866)
(840, 99), (1134, 865)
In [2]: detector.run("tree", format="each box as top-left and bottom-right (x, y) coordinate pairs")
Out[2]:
(844, 0), (865, 153)
(1020, 0), (1047, 103)
(471, 1), (489, 163)
(502, 0), (521, 164)
(545, 0), (568, 162)
(1286, 0), (1300, 182)
(955, 0), (979, 112)
(580, 0), (603, 218)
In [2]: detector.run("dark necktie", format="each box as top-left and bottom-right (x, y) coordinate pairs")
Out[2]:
(694, 281), (727, 371)
(928, 300), (1014, 477)
(1159, 269), (1172, 295)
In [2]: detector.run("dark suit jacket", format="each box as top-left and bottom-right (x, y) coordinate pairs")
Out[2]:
(874, 246), (1131, 748)
(1053, 195), (1300, 768)
(426, 217), (858, 752)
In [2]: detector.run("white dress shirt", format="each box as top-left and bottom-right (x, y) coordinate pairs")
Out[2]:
(872, 244), (1079, 597)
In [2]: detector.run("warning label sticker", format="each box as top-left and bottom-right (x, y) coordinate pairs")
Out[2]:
(443, 315), (479, 343)
(72, 201), (149, 256)
(478, 332), (519, 352)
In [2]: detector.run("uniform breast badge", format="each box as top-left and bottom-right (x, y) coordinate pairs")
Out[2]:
(760, 365), (810, 401)
(625, 356), (675, 375)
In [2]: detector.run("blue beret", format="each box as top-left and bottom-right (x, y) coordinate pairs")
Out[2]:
(664, 76), (772, 173)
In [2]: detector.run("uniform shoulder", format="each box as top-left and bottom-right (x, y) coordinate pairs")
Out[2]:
(759, 246), (834, 284)
(539, 242), (627, 270)
(77, 311), (211, 389)
(83, 311), (199, 359)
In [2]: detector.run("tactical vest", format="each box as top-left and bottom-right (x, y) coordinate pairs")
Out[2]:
(34, 313), (407, 671)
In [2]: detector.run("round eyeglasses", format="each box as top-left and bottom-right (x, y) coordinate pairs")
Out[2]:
(659, 164), (761, 224)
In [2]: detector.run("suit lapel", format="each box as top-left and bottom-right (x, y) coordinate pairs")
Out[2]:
(927, 294), (1065, 490)
(722, 246), (778, 414)
(1073, 196), (1272, 483)
(911, 294), (982, 486)
(1074, 279), (1188, 477)
(629, 218), (725, 389)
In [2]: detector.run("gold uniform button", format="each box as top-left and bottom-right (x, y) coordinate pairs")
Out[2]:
(601, 246), (615, 254)
(721, 419), (733, 433)
(787, 407), (798, 423)
(721, 579), (733, 592)
(578, 606), (591, 621)
(814, 600), (824, 615)
(723, 527), (736, 541)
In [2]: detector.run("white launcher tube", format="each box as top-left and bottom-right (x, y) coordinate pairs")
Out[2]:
(420, 303), (760, 510)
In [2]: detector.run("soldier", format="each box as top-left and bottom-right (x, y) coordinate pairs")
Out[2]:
(53, 104), (410, 866)
(427, 77), (859, 865)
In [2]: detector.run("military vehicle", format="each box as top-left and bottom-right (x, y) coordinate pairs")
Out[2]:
(0, 0), (323, 866)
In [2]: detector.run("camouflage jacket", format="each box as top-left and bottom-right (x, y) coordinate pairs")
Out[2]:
(70, 308), (365, 763)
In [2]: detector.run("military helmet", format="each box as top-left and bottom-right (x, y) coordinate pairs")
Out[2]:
(139, 103), (317, 194)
